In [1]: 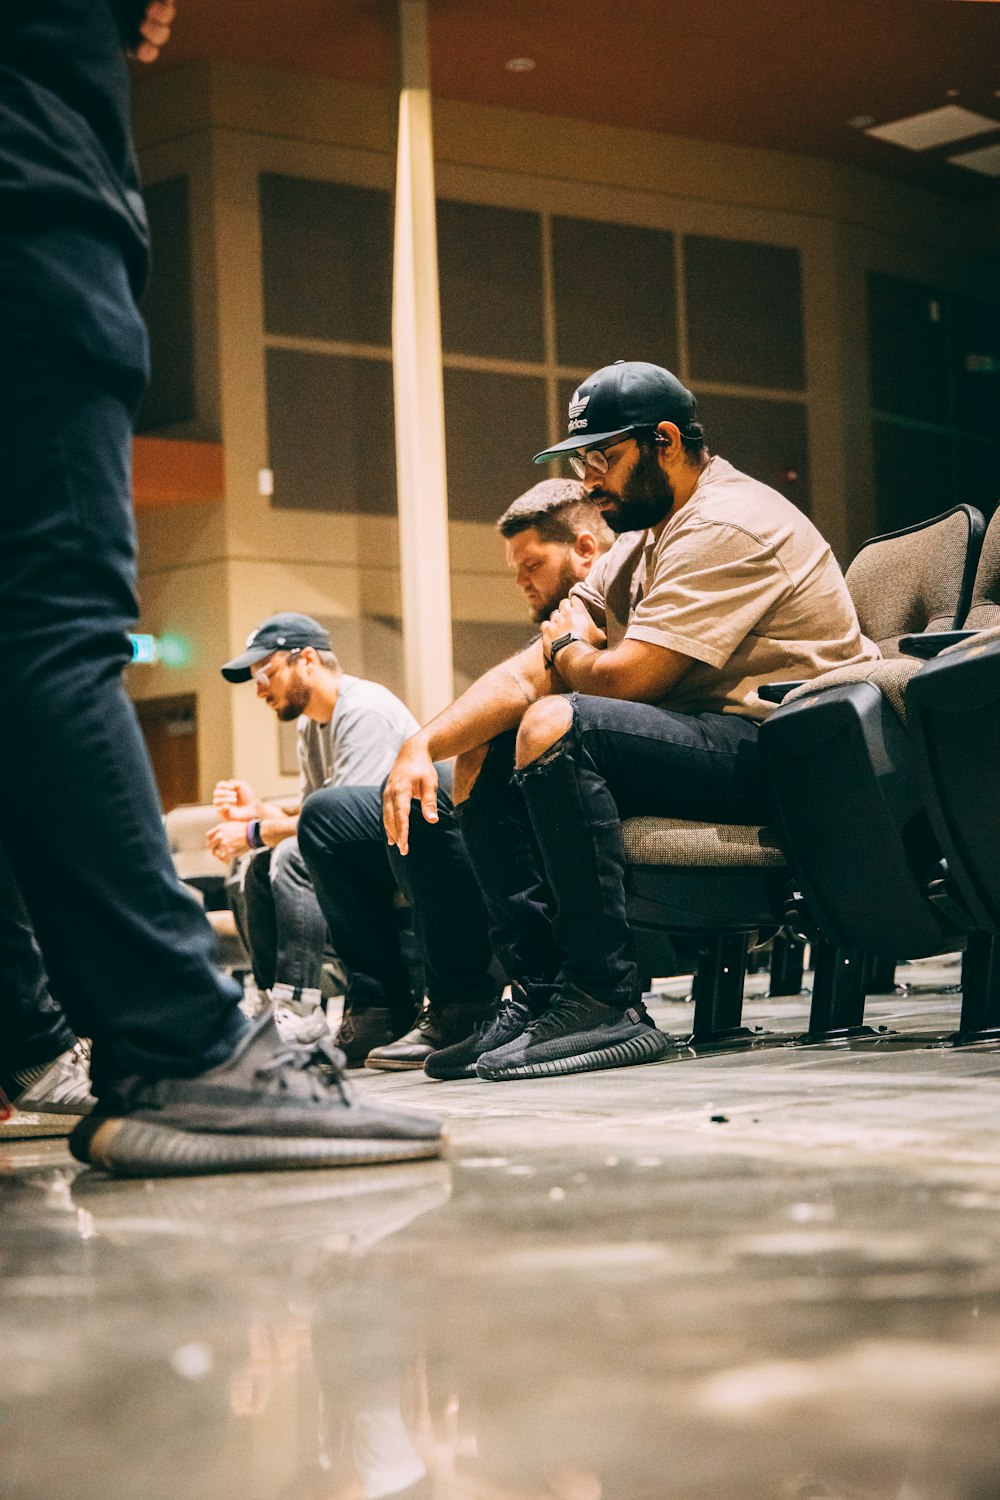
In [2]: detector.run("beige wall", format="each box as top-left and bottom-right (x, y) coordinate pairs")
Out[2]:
(128, 60), (999, 800)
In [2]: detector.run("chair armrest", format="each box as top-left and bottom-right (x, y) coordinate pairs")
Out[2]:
(758, 680), (807, 704)
(898, 630), (978, 659)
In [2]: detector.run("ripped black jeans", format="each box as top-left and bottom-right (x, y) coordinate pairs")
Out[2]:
(457, 695), (769, 1013)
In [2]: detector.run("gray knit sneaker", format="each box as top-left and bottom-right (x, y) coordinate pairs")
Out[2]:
(69, 1008), (444, 1177)
(9, 1040), (95, 1116)
(476, 990), (671, 1080)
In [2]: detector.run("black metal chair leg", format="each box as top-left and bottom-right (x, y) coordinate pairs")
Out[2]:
(769, 930), (806, 997)
(953, 931), (1000, 1044)
(680, 932), (787, 1053)
(795, 938), (876, 1043)
(863, 954), (898, 994)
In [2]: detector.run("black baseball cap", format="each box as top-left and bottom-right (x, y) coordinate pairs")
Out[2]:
(221, 612), (332, 683)
(533, 360), (698, 463)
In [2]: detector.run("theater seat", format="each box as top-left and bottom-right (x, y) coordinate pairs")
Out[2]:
(623, 817), (787, 1048)
(906, 625), (1000, 1041)
(622, 505), (985, 1052)
(758, 508), (991, 1042)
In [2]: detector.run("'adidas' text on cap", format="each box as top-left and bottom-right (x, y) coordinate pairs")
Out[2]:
(533, 360), (698, 463)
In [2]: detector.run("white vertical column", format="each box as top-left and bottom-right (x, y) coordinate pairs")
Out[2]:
(392, 0), (454, 722)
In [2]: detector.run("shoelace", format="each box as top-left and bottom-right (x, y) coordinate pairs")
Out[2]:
(255, 1036), (352, 1105)
(527, 992), (601, 1040)
(472, 996), (525, 1043)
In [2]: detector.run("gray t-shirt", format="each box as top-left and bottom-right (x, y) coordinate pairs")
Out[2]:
(297, 676), (419, 797)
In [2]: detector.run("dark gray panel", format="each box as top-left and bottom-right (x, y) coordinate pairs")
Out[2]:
(362, 615), (534, 697)
(686, 236), (805, 391)
(872, 420), (947, 535)
(437, 199), (544, 362)
(444, 368), (548, 522)
(953, 435), (1000, 523)
(453, 620), (536, 684)
(696, 393), (810, 511)
(266, 349), (396, 514)
(951, 293), (1000, 439)
(260, 174), (392, 345)
(552, 217), (677, 371)
(868, 272), (949, 424)
(137, 176), (196, 432)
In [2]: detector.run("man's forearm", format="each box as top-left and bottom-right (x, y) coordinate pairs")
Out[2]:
(418, 643), (552, 759)
(259, 814), (299, 846)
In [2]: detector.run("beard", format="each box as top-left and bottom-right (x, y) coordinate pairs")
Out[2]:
(275, 677), (311, 721)
(533, 561), (586, 623)
(593, 444), (674, 533)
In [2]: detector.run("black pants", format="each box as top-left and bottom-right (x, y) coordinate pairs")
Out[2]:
(0, 226), (244, 1100)
(297, 771), (496, 1020)
(0, 841), (76, 1072)
(458, 695), (769, 1013)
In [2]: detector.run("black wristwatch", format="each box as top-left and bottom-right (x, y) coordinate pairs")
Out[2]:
(546, 631), (580, 669)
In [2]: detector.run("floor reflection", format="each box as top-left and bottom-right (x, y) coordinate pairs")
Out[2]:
(7, 981), (1000, 1500)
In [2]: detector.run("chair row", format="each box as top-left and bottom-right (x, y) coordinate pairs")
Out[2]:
(624, 500), (1000, 1054)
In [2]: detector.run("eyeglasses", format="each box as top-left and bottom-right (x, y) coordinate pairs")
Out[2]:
(251, 647), (302, 686)
(568, 429), (665, 480)
(567, 434), (632, 480)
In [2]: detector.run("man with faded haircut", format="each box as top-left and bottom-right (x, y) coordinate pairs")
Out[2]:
(298, 478), (612, 1076)
(497, 478), (614, 624)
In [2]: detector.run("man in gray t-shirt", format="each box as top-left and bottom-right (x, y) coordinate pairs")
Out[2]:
(209, 613), (418, 1045)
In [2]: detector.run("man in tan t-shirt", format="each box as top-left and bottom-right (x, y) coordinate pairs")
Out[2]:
(383, 360), (878, 1085)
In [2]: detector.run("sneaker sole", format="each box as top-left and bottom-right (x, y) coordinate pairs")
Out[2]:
(364, 1056), (433, 1072)
(423, 1062), (478, 1080)
(477, 1028), (670, 1081)
(71, 1117), (446, 1178)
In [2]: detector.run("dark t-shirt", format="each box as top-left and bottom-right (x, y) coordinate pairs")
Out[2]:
(0, 0), (150, 291)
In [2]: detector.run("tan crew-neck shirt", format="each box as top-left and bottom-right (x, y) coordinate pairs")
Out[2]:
(571, 455), (878, 719)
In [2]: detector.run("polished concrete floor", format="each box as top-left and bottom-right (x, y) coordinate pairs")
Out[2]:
(5, 960), (1000, 1500)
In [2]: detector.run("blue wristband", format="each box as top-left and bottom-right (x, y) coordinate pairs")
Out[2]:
(246, 818), (264, 850)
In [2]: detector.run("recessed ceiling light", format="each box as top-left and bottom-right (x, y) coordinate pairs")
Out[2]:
(865, 104), (1000, 151)
(505, 57), (536, 72)
(948, 140), (1000, 176)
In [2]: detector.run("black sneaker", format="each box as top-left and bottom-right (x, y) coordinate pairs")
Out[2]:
(424, 991), (533, 1080)
(336, 1005), (414, 1067)
(68, 1009), (445, 1178)
(476, 990), (671, 1080)
(365, 997), (496, 1072)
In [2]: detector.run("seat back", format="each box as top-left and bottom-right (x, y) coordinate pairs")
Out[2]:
(960, 505), (1000, 630)
(907, 630), (1000, 934)
(760, 668), (958, 959)
(844, 505), (984, 655)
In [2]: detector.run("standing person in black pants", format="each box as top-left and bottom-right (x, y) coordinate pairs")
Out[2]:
(0, 0), (441, 1173)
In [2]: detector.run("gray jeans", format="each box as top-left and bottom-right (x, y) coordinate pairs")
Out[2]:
(226, 837), (329, 995)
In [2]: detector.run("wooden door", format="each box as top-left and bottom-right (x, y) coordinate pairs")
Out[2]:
(135, 694), (199, 812)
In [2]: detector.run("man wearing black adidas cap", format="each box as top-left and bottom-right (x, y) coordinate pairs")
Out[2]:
(384, 360), (876, 1082)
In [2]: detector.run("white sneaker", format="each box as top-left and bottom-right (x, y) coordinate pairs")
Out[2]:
(271, 991), (330, 1045)
(17, 1040), (95, 1116)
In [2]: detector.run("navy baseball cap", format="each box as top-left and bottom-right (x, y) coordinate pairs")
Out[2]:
(533, 360), (698, 463)
(221, 612), (332, 683)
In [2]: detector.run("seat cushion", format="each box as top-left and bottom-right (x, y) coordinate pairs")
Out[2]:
(621, 817), (785, 869)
